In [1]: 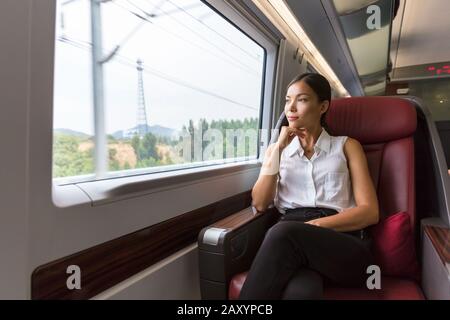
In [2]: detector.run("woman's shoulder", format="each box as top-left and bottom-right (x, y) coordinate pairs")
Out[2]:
(328, 134), (361, 146)
(328, 134), (350, 147)
(341, 137), (364, 158)
(328, 134), (363, 154)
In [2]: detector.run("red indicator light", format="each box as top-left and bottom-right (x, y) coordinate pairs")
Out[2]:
(426, 65), (450, 76)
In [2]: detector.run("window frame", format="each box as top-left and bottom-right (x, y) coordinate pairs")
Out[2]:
(51, 0), (280, 207)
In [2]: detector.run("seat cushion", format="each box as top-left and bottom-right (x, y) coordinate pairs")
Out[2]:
(229, 272), (424, 300)
(229, 271), (248, 300)
(370, 212), (421, 281)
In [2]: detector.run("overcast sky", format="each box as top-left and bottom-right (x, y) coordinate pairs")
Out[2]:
(53, 0), (265, 135)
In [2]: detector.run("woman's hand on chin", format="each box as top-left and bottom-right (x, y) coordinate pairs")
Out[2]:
(288, 126), (306, 138)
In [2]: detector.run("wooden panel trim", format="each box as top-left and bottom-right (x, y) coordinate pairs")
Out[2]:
(424, 225), (450, 265)
(31, 190), (252, 299)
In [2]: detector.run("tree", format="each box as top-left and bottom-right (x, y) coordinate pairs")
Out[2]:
(130, 133), (161, 169)
(108, 147), (120, 171)
(141, 133), (158, 159)
(53, 134), (94, 177)
(176, 117), (259, 161)
(131, 135), (141, 160)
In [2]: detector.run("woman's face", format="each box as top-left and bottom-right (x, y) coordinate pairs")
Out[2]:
(284, 80), (328, 129)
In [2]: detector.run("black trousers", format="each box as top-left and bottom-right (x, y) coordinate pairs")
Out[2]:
(239, 208), (374, 300)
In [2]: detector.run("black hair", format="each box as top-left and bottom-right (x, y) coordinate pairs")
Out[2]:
(286, 73), (331, 129)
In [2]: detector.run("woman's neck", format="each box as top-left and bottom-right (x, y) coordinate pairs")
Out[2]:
(298, 124), (323, 151)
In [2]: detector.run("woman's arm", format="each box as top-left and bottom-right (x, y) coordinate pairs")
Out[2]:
(252, 126), (304, 212)
(251, 142), (282, 212)
(306, 138), (379, 231)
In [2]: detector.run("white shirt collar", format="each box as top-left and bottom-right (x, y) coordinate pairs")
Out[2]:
(285, 128), (331, 158)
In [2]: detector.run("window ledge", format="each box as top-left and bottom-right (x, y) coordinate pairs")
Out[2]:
(53, 160), (262, 207)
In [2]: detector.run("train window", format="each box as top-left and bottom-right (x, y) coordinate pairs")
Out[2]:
(53, 0), (265, 185)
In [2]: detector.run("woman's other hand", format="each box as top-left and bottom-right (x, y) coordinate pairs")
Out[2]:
(305, 219), (323, 227)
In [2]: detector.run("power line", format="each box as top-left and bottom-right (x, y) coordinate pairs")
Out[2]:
(57, 36), (260, 111)
(113, 0), (261, 77)
(118, 56), (260, 111)
(59, 0), (261, 77)
(104, 0), (192, 63)
(125, 0), (204, 17)
(58, 35), (90, 50)
(61, 0), (79, 6)
(115, 0), (259, 77)
(164, 0), (261, 62)
(197, 11), (213, 22)
(130, 0), (261, 74)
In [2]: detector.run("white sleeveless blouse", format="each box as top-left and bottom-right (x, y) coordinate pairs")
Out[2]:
(274, 128), (356, 213)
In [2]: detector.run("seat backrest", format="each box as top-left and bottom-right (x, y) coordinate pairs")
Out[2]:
(325, 97), (417, 234)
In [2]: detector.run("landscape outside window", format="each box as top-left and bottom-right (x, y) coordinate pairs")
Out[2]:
(53, 0), (265, 183)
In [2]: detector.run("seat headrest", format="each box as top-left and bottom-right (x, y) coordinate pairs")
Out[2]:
(325, 97), (417, 144)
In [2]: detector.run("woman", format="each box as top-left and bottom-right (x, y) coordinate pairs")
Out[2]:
(239, 73), (379, 300)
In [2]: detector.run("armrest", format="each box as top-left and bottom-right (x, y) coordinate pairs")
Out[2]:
(198, 206), (280, 299)
(421, 218), (450, 300)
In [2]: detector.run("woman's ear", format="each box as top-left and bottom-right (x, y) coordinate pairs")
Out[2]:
(320, 101), (330, 115)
